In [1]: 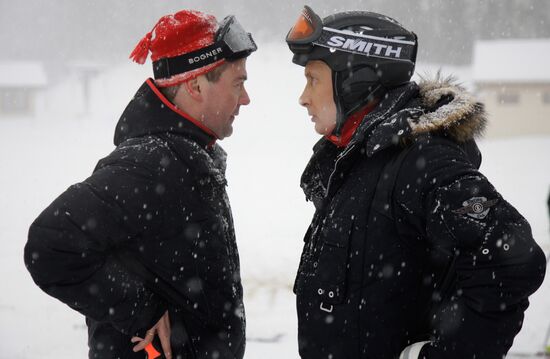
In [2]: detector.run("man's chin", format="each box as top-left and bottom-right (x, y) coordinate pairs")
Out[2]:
(314, 124), (330, 136)
(218, 127), (233, 140)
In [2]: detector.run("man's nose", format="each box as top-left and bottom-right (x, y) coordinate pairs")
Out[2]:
(299, 87), (309, 107)
(240, 87), (251, 106)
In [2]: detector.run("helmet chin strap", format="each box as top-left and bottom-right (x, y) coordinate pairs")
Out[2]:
(332, 71), (346, 136)
(331, 69), (386, 136)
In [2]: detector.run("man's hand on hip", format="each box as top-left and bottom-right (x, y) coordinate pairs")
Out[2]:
(131, 310), (172, 358)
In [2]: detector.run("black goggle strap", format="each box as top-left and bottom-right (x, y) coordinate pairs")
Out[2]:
(153, 42), (228, 80)
(153, 17), (256, 80)
(313, 27), (416, 63)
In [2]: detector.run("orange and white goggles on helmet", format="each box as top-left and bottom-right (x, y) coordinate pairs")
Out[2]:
(286, 6), (416, 63)
(285, 6), (324, 53)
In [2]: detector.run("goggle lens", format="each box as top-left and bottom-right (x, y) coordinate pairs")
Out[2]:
(287, 9), (316, 42)
(218, 16), (257, 55)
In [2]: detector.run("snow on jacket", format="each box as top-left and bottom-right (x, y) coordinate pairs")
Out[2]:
(295, 76), (546, 359)
(24, 79), (245, 359)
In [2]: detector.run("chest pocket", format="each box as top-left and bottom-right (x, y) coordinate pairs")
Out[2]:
(315, 216), (354, 307)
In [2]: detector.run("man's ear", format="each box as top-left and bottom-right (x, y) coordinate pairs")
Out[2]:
(183, 77), (203, 102)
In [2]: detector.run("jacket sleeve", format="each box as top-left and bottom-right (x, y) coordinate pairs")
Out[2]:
(395, 138), (546, 359)
(24, 153), (168, 335)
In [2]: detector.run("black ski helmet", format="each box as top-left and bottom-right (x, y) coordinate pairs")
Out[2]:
(286, 6), (418, 134)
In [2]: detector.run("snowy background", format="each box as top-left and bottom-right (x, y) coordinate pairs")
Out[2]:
(2, 0), (550, 355)
(1, 41), (549, 358)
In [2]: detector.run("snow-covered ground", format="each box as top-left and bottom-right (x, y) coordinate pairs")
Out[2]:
(1, 43), (549, 358)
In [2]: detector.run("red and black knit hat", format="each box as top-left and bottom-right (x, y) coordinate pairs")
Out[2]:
(130, 10), (224, 87)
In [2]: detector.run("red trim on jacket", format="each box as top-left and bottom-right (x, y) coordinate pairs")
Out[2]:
(145, 78), (219, 142)
(327, 100), (379, 148)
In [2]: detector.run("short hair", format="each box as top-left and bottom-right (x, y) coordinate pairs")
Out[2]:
(159, 61), (233, 102)
(204, 62), (230, 83)
(159, 85), (180, 102)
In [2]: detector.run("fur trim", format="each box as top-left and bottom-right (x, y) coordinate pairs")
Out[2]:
(408, 73), (487, 142)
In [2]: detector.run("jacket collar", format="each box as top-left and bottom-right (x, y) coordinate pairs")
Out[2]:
(114, 78), (217, 147)
(300, 83), (420, 206)
(337, 75), (488, 159)
(361, 75), (488, 157)
(342, 82), (420, 158)
(301, 76), (488, 204)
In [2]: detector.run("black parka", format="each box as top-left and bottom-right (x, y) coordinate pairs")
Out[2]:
(24, 79), (245, 359)
(295, 78), (546, 359)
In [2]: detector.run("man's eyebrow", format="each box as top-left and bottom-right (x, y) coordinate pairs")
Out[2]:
(236, 75), (247, 81)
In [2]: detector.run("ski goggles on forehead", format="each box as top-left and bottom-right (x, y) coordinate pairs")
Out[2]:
(286, 6), (417, 63)
(216, 15), (257, 59)
(153, 15), (257, 80)
(286, 6), (324, 51)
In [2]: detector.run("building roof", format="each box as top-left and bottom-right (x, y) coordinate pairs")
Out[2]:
(0, 61), (48, 87)
(473, 39), (550, 83)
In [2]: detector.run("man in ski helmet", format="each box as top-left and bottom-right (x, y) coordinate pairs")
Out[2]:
(287, 6), (546, 359)
(25, 9), (256, 359)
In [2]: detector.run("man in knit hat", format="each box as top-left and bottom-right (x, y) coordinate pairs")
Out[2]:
(24, 9), (256, 359)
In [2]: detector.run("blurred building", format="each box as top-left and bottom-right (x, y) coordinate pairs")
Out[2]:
(0, 62), (47, 117)
(473, 39), (550, 138)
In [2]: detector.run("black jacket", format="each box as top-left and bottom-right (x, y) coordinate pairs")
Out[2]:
(24, 79), (245, 359)
(295, 78), (546, 359)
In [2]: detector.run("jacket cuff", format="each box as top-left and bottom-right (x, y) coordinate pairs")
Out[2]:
(128, 291), (167, 336)
(399, 341), (431, 359)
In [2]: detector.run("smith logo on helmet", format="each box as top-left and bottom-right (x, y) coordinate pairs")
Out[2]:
(327, 36), (403, 57)
(314, 28), (416, 63)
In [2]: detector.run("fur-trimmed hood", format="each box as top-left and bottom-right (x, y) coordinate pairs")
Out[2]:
(411, 75), (487, 142)
(344, 75), (487, 157)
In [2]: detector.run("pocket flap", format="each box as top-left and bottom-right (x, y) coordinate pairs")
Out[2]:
(315, 217), (354, 304)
